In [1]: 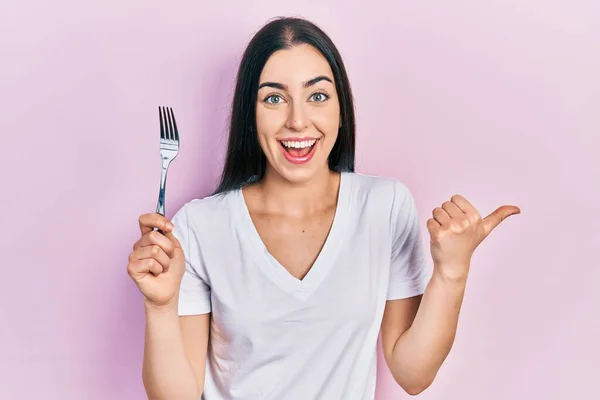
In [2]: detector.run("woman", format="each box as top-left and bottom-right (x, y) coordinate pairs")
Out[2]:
(127, 17), (520, 400)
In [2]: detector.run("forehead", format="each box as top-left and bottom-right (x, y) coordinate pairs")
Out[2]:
(259, 44), (334, 83)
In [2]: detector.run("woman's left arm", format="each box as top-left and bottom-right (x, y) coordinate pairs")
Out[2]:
(381, 195), (520, 395)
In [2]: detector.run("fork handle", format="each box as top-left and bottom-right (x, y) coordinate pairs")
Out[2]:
(153, 162), (169, 234)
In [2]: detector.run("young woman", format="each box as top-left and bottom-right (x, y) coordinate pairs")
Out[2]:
(127, 17), (520, 400)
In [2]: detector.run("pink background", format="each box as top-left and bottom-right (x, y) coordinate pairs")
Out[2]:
(2, 0), (599, 399)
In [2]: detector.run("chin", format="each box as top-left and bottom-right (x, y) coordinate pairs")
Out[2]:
(276, 165), (323, 185)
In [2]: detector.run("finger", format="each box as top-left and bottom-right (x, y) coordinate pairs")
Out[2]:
(451, 194), (485, 224)
(130, 245), (171, 271)
(133, 231), (176, 257)
(145, 259), (164, 276)
(432, 207), (451, 226)
(427, 218), (440, 235)
(482, 205), (521, 236)
(442, 200), (464, 218)
(450, 195), (478, 214)
(427, 218), (441, 241)
(138, 213), (174, 236)
(127, 258), (163, 279)
(164, 231), (183, 251)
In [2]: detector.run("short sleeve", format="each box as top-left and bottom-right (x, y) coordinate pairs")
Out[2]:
(170, 203), (212, 315)
(387, 181), (432, 300)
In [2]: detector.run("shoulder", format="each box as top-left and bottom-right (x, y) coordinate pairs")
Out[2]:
(185, 190), (236, 216)
(172, 189), (239, 231)
(347, 172), (414, 211)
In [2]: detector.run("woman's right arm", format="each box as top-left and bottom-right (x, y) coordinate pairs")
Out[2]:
(128, 213), (210, 400)
(142, 305), (210, 400)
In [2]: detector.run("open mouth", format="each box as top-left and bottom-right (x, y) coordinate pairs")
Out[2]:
(279, 138), (319, 165)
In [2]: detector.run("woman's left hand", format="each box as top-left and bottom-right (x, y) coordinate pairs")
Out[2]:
(426, 195), (520, 282)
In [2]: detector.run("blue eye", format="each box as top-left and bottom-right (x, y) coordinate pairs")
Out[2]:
(265, 95), (283, 104)
(310, 92), (329, 102)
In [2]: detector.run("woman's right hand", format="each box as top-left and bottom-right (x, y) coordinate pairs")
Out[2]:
(127, 213), (185, 309)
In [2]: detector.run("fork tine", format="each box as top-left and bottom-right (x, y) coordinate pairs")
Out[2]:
(159, 106), (165, 139)
(169, 107), (179, 142)
(165, 107), (174, 140)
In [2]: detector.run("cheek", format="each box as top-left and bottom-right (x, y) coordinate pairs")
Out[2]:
(313, 108), (340, 138)
(255, 107), (285, 138)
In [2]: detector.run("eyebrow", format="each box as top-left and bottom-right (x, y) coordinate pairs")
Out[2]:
(258, 75), (333, 90)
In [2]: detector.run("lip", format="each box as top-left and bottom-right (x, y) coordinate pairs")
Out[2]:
(279, 138), (320, 165)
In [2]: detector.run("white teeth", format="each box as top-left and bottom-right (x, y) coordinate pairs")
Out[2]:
(281, 139), (317, 149)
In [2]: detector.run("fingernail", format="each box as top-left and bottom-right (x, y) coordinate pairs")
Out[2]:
(166, 222), (174, 230)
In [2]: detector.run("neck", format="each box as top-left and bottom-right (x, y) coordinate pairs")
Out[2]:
(256, 167), (341, 216)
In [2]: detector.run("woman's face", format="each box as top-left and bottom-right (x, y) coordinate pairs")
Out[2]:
(256, 44), (340, 184)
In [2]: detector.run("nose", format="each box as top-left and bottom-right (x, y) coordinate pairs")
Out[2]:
(285, 100), (308, 132)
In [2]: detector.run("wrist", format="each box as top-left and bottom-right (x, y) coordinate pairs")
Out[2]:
(431, 265), (469, 287)
(144, 297), (179, 315)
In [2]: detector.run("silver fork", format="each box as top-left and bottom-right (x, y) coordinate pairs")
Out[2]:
(154, 106), (180, 229)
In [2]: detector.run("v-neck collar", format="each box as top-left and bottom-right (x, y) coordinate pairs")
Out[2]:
(235, 172), (353, 301)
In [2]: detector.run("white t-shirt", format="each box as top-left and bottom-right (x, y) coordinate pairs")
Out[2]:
(171, 172), (432, 400)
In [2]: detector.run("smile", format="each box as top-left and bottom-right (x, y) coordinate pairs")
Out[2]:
(278, 138), (319, 165)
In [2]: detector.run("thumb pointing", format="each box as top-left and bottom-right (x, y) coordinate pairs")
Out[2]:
(482, 205), (521, 236)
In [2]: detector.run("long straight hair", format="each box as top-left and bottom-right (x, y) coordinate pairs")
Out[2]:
(213, 17), (356, 194)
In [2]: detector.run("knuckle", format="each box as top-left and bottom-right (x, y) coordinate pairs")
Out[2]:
(150, 245), (161, 256)
(148, 231), (159, 242)
(127, 260), (137, 274)
(450, 219), (469, 232)
(449, 222), (462, 233)
(138, 213), (149, 225)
